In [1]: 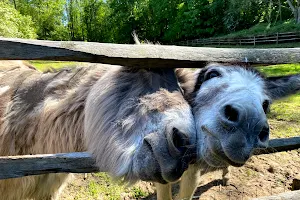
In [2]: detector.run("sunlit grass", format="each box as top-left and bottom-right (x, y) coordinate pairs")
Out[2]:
(29, 61), (80, 72)
(63, 173), (151, 200)
(257, 63), (300, 138)
(258, 64), (300, 76)
(217, 21), (300, 39)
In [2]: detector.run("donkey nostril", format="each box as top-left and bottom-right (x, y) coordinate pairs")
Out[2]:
(224, 105), (239, 122)
(172, 128), (189, 152)
(258, 125), (269, 142)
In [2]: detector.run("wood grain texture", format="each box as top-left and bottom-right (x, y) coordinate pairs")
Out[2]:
(251, 190), (300, 200)
(1, 38), (300, 68)
(0, 137), (299, 180)
(254, 137), (300, 155)
(0, 152), (98, 180)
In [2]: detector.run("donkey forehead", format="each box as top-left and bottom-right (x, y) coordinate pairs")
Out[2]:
(202, 66), (267, 100)
(139, 89), (189, 112)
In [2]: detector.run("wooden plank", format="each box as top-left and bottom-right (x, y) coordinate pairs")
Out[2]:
(254, 137), (300, 155)
(0, 137), (299, 180)
(1, 38), (300, 68)
(0, 152), (98, 180)
(251, 190), (300, 200)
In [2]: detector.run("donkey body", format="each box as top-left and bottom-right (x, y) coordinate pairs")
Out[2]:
(0, 61), (197, 200)
(157, 64), (300, 200)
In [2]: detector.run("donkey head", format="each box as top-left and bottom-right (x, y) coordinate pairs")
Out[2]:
(191, 63), (300, 167)
(84, 67), (196, 184)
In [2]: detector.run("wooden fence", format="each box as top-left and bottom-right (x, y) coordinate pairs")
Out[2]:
(175, 31), (300, 47)
(0, 37), (300, 180)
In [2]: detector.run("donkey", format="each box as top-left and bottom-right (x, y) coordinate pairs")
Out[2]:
(156, 63), (300, 200)
(0, 61), (197, 200)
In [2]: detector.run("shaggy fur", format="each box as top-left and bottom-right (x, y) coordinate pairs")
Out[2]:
(0, 62), (99, 199)
(0, 61), (196, 200)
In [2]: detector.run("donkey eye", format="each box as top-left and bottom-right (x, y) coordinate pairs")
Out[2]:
(205, 70), (221, 81)
(262, 100), (270, 113)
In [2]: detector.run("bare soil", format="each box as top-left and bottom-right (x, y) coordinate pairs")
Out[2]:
(189, 150), (300, 200)
(60, 149), (300, 200)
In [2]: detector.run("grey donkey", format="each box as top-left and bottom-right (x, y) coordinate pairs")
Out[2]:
(155, 63), (300, 200)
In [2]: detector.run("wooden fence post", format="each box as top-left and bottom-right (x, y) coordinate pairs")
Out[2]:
(276, 32), (279, 45)
(254, 36), (256, 46)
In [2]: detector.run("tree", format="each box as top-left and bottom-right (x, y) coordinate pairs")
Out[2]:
(0, 2), (36, 38)
(14, 0), (69, 40)
(223, 0), (265, 32)
(286, 0), (300, 23)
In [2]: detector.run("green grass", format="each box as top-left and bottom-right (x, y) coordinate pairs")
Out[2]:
(201, 21), (300, 48)
(131, 186), (150, 198)
(69, 173), (149, 200)
(258, 64), (300, 76)
(257, 63), (300, 138)
(208, 42), (300, 48)
(29, 61), (81, 72)
(217, 21), (300, 39)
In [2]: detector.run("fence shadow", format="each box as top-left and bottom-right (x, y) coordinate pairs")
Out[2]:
(193, 179), (224, 197)
(142, 179), (223, 200)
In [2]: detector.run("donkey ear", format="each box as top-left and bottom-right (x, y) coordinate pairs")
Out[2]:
(265, 74), (300, 100)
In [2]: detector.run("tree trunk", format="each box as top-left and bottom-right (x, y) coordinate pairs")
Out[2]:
(12, 0), (17, 9)
(278, 0), (282, 21)
(286, 0), (300, 23)
(298, 7), (300, 23)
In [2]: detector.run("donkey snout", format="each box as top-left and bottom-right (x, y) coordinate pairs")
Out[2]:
(256, 123), (269, 148)
(167, 127), (196, 162)
(171, 128), (190, 152)
(219, 103), (270, 148)
(220, 104), (242, 125)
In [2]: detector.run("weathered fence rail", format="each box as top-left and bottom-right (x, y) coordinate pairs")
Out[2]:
(0, 137), (299, 180)
(176, 31), (300, 47)
(1, 38), (300, 67)
(0, 153), (98, 180)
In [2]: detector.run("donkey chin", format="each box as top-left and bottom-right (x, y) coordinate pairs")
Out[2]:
(132, 133), (192, 183)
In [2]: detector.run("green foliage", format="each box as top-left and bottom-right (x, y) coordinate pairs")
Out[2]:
(2, 0), (300, 43)
(0, 2), (36, 38)
(15, 0), (68, 40)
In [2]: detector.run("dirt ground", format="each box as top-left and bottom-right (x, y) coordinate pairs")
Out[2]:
(60, 149), (300, 200)
(187, 150), (300, 200)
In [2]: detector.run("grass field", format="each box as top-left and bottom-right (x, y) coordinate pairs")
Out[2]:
(217, 21), (300, 39)
(30, 61), (300, 199)
(30, 61), (80, 71)
(258, 64), (300, 138)
(210, 42), (300, 48)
